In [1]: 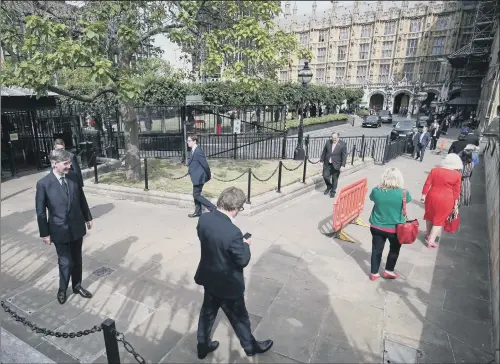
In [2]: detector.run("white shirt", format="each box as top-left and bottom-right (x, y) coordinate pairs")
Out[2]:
(419, 133), (425, 143)
(329, 142), (337, 163)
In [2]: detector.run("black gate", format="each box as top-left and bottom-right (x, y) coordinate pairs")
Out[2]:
(1, 108), (80, 171)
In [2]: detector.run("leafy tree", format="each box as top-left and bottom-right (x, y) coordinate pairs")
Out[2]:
(0, 1), (308, 180)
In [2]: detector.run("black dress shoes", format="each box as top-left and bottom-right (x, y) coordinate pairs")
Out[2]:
(197, 340), (219, 359)
(330, 191), (336, 198)
(188, 213), (201, 218)
(245, 339), (274, 356)
(73, 286), (93, 298)
(57, 291), (67, 305)
(324, 188), (331, 195)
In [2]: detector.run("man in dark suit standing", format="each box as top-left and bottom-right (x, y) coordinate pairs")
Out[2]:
(320, 132), (347, 198)
(415, 126), (431, 162)
(36, 149), (93, 304)
(187, 134), (216, 218)
(195, 187), (273, 359)
(54, 138), (84, 187)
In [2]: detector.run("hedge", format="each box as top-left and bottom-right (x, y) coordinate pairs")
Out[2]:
(287, 114), (349, 128)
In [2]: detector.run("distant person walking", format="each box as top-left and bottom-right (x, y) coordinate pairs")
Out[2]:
(35, 149), (93, 305)
(414, 127), (430, 162)
(421, 153), (462, 248)
(368, 168), (411, 281)
(194, 187), (272, 359)
(187, 134), (216, 218)
(54, 138), (84, 187)
(320, 132), (347, 198)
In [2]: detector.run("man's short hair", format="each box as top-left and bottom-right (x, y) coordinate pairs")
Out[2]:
(188, 134), (198, 143)
(331, 132), (339, 137)
(50, 149), (72, 164)
(217, 187), (246, 211)
(54, 138), (65, 147)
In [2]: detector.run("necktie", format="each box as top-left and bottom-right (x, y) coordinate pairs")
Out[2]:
(60, 177), (68, 195)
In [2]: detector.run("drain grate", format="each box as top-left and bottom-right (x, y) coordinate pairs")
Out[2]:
(92, 267), (116, 278)
(383, 339), (420, 364)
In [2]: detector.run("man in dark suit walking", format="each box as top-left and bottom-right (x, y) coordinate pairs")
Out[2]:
(195, 187), (273, 359)
(54, 138), (84, 187)
(187, 134), (216, 218)
(415, 126), (431, 162)
(320, 132), (347, 198)
(36, 149), (93, 304)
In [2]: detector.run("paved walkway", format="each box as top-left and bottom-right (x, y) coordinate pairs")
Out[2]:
(0, 130), (494, 363)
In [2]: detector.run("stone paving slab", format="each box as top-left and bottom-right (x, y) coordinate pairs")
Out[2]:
(0, 129), (495, 363)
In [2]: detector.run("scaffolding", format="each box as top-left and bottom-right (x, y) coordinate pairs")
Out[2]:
(448, 0), (499, 70)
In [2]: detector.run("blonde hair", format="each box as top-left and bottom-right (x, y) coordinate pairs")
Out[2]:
(441, 153), (463, 170)
(379, 167), (404, 190)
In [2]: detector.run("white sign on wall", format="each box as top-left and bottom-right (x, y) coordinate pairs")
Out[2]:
(233, 119), (242, 134)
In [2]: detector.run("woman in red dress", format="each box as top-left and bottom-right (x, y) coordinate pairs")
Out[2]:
(421, 153), (462, 248)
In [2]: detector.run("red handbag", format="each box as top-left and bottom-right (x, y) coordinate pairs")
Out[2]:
(396, 190), (419, 244)
(444, 213), (460, 233)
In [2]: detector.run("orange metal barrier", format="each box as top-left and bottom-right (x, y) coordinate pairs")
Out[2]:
(332, 177), (369, 243)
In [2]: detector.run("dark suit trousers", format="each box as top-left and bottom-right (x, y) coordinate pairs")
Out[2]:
(193, 184), (216, 215)
(54, 239), (83, 293)
(323, 163), (341, 193)
(415, 144), (426, 161)
(197, 290), (255, 351)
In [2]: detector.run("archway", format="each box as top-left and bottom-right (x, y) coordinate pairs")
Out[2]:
(369, 93), (384, 111)
(393, 92), (411, 114)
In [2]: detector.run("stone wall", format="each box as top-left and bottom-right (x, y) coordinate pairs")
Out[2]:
(485, 138), (500, 363)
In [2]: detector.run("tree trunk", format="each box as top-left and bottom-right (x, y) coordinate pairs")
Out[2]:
(119, 100), (141, 181)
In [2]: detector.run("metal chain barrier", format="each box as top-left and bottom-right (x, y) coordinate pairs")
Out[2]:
(152, 166), (190, 180)
(307, 158), (322, 164)
(1, 300), (102, 338)
(251, 165), (279, 182)
(212, 170), (248, 182)
(281, 161), (303, 171)
(110, 328), (147, 364)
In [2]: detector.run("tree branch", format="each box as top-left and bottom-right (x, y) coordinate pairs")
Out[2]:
(47, 84), (117, 103)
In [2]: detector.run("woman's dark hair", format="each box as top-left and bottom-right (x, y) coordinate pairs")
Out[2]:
(461, 150), (473, 164)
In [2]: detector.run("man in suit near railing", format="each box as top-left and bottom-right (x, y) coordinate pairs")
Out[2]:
(54, 138), (84, 187)
(415, 126), (430, 162)
(187, 134), (216, 218)
(320, 132), (347, 198)
(35, 149), (93, 305)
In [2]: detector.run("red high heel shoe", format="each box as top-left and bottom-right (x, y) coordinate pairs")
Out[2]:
(383, 271), (398, 279)
(369, 274), (380, 281)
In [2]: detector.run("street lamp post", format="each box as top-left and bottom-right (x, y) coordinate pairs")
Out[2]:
(294, 61), (313, 160)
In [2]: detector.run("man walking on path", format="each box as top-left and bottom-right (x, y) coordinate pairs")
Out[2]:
(187, 134), (216, 218)
(194, 187), (273, 359)
(35, 149), (93, 305)
(415, 127), (430, 162)
(320, 132), (347, 198)
(54, 138), (84, 187)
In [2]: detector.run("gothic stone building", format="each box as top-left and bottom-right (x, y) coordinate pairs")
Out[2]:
(277, 1), (478, 113)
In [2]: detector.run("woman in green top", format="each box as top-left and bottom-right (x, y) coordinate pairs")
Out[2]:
(368, 167), (412, 281)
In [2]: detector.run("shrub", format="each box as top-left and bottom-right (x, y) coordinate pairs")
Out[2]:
(287, 114), (348, 128)
(357, 109), (370, 116)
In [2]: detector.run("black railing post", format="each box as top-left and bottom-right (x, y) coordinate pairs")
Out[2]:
(233, 133), (238, 160)
(144, 158), (149, 191)
(302, 154), (307, 183)
(362, 144), (367, 162)
(277, 161), (283, 193)
(305, 135), (310, 157)
(382, 135), (390, 165)
(247, 168), (251, 204)
(371, 142), (375, 159)
(351, 145), (356, 165)
(102, 318), (121, 364)
(360, 135), (365, 160)
(281, 134), (287, 159)
(93, 155), (99, 184)
(7, 143), (17, 177)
